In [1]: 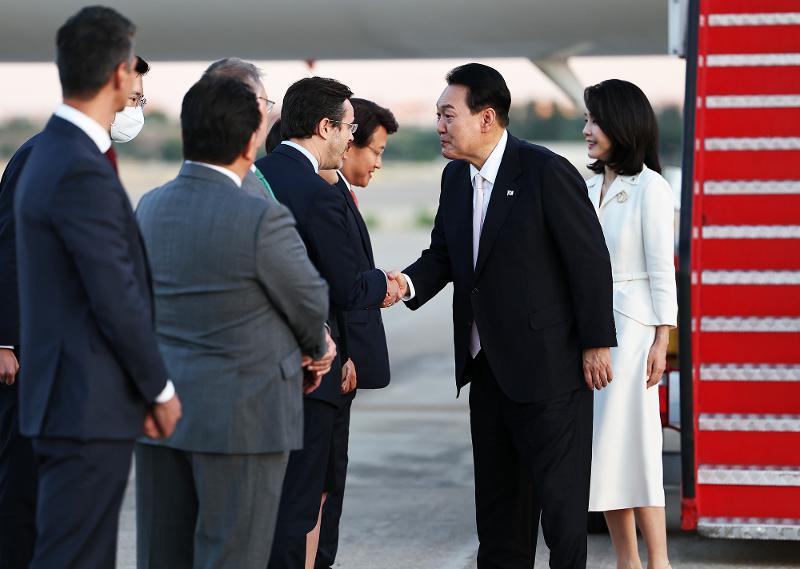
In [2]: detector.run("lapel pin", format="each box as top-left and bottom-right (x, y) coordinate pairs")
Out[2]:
(507, 190), (515, 196)
(616, 190), (628, 203)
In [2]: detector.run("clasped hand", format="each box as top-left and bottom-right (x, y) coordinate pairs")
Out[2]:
(301, 328), (337, 394)
(381, 271), (408, 308)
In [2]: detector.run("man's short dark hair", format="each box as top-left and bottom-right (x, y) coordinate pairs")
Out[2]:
(351, 98), (398, 148)
(56, 6), (136, 99)
(135, 56), (149, 76)
(280, 77), (353, 140)
(181, 76), (261, 165)
(584, 79), (662, 176)
(446, 63), (511, 127)
(265, 119), (282, 154)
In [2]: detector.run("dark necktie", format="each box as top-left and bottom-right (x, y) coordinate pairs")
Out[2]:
(104, 146), (118, 174)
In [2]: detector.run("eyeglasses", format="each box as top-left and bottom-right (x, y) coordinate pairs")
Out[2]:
(332, 120), (358, 134)
(257, 96), (275, 113)
(367, 145), (384, 157)
(128, 95), (147, 109)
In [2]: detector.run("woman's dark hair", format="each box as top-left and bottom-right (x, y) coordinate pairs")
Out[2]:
(351, 99), (398, 147)
(265, 119), (282, 154)
(446, 63), (511, 127)
(181, 76), (261, 164)
(280, 77), (353, 140)
(584, 79), (661, 175)
(56, 6), (135, 99)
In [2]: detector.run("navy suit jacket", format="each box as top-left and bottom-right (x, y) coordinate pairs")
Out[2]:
(334, 175), (390, 390)
(255, 144), (387, 406)
(404, 133), (616, 403)
(0, 134), (39, 346)
(14, 115), (168, 439)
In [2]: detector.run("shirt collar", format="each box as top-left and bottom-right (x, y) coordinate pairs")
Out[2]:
(281, 140), (319, 173)
(337, 170), (351, 190)
(469, 129), (508, 186)
(184, 161), (242, 187)
(54, 103), (111, 153)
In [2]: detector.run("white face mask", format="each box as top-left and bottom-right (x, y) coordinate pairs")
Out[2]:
(110, 105), (145, 143)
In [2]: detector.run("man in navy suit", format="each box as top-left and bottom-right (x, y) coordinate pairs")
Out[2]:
(0, 54), (151, 569)
(256, 78), (399, 569)
(14, 7), (181, 568)
(314, 98), (399, 569)
(390, 64), (616, 568)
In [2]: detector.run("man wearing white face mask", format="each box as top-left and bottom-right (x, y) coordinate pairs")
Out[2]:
(110, 56), (149, 145)
(0, 53), (150, 569)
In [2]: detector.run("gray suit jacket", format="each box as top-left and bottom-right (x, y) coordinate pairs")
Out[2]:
(136, 162), (329, 454)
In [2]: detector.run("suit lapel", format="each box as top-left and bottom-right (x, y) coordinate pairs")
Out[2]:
(337, 177), (375, 267)
(474, 136), (522, 278)
(450, 164), (474, 279)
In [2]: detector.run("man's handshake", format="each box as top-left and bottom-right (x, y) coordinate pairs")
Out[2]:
(381, 271), (409, 308)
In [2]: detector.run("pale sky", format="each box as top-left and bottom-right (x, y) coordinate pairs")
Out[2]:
(0, 56), (685, 125)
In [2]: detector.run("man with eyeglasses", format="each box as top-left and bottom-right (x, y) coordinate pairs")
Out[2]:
(313, 98), (399, 569)
(202, 58), (278, 201)
(0, 50), (152, 569)
(255, 78), (400, 569)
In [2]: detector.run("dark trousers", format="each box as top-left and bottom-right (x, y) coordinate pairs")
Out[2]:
(469, 352), (593, 569)
(30, 437), (134, 569)
(269, 398), (338, 569)
(314, 393), (354, 569)
(0, 374), (37, 569)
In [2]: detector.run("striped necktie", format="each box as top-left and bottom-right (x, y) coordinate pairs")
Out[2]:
(253, 166), (277, 201)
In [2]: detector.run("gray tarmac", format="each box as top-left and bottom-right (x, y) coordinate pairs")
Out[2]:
(116, 228), (800, 568)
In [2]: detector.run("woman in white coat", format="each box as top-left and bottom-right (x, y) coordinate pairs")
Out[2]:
(583, 79), (677, 569)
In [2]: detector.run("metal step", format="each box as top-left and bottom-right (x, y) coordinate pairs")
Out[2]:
(698, 517), (800, 540)
(703, 180), (800, 194)
(698, 465), (800, 486)
(700, 316), (800, 332)
(699, 413), (800, 432)
(700, 364), (800, 382)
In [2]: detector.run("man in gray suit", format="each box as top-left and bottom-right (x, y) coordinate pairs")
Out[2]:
(135, 75), (335, 568)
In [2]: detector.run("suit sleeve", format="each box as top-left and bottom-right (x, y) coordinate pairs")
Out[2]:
(255, 201), (329, 359)
(642, 175), (678, 327)
(541, 155), (617, 348)
(51, 161), (168, 402)
(402, 168), (453, 310)
(305, 187), (386, 310)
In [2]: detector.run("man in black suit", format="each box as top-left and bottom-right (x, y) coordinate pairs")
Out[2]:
(256, 78), (398, 569)
(14, 7), (181, 568)
(390, 63), (616, 569)
(0, 51), (152, 569)
(314, 98), (399, 569)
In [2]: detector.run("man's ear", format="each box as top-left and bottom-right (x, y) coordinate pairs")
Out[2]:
(112, 61), (128, 91)
(243, 131), (259, 163)
(481, 108), (497, 133)
(315, 118), (331, 141)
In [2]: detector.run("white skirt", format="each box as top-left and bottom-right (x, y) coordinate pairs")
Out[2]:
(589, 310), (665, 511)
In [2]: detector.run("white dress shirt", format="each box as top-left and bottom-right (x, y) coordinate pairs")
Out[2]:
(185, 161), (242, 187)
(50, 104), (175, 402)
(403, 130), (508, 301)
(281, 140), (319, 173)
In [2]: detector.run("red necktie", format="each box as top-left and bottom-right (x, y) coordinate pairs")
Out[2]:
(350, 189), (359, 209)
(105, 146), (118, 174)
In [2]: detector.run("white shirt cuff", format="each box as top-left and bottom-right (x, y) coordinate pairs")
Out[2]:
(155, 380), (175, 404)
(402, 273), (416, 300)
(0, 346), (14, 350)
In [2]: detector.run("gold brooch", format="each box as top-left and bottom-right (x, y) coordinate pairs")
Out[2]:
(616, 191), (628, 203)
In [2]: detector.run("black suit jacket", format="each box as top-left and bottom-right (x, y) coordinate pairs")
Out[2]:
(255, 145), (387, 406)
(334, 175), (390, 390)
(0, 134), (39, 346)
(404, 133), (616, 403)
(14, 115), (168, 439)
